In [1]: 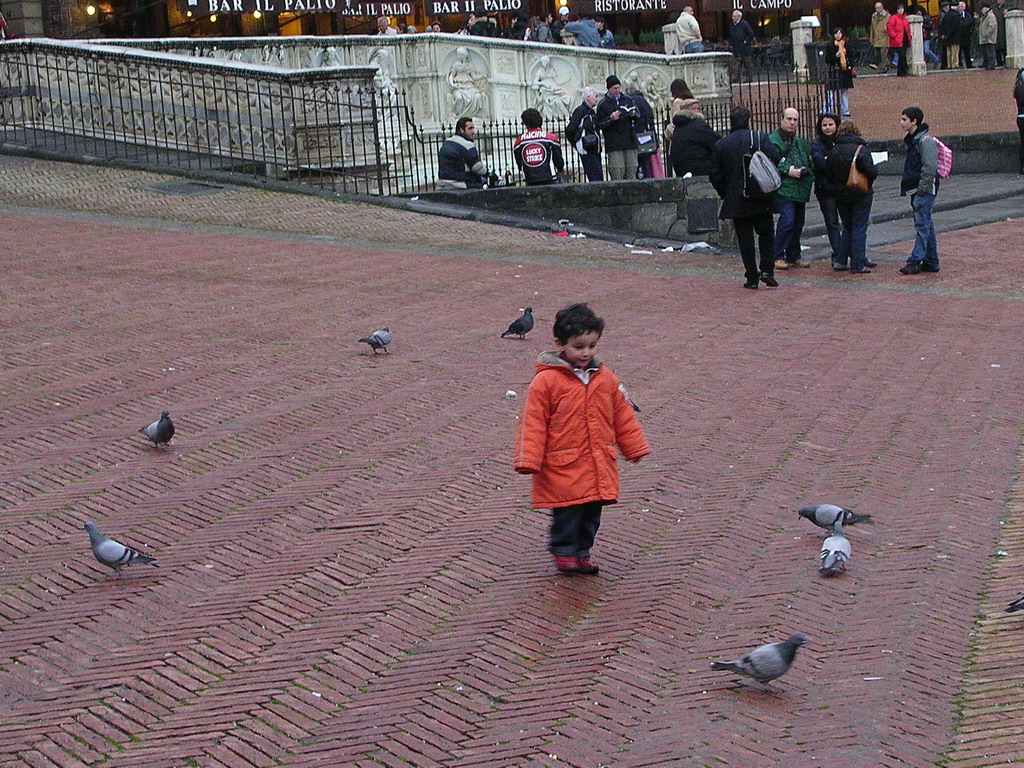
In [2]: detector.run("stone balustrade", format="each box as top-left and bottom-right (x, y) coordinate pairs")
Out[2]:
(110, 33), (733, 130)
(1007, 9), (1024, 69)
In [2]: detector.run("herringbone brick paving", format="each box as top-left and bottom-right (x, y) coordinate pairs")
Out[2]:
(1, 160), (1023, 767)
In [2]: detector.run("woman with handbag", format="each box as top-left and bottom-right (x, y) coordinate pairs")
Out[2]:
(825, 120), (879, 275)
(824, 27), (855, 119)
(624, 81), (664, 179)
(566, 87), (603, 182)
(810, 112), (845, 270)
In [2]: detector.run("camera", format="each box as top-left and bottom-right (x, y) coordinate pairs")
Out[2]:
(796, 167), (810, 178)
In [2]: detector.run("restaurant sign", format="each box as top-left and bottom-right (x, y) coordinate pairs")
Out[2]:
(181, 0), (522, 13)
(702, 0), (819, 11)
(567, 0), (688, 13)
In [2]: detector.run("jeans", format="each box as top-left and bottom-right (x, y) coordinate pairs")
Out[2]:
(774, 198), (806, 263)
(550, 502), (603, 557)
(733, 212), (776, 282)
(606, 148), (639, 181)
(818, 194), (843, 264)
(581, 152), (603, 182)
(824, 88), (850, 118)
(684, 40), (705, 53)
(924, 39), (940, 64)
(836, 193), (873, 272)
(909, 192), (939, 269)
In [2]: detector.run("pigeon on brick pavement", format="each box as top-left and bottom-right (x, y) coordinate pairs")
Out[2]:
(819, 533), (852, 576)
(710, 634), (806, 686)
(84, 522), (158, 577)
(1006, 595), (1024, 613)
(501, 307), (534, 339)
(359, 327), (392, 354)
(798, 504), (872, 534)
(139, 410), (174, 447)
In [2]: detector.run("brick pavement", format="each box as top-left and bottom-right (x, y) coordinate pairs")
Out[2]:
(1, 160), (1024, 767)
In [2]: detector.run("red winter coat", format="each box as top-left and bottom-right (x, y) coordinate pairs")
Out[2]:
(514, 352), (650, 509)
(887, 13), (911, 48)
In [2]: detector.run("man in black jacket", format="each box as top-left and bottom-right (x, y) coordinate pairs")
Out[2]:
(437, 117), (490, 189)
(710, 106), (782, 290)
(596, 75), (638, 181)
(513, 109), (565, 186)
(729, 11), (756, 82)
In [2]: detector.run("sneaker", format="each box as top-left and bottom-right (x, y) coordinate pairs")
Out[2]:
(790, 259), (811, 269)
(574, 557), (600, 574)
(553, 554), (578, 572)
(900, 262), (924, 275)
(774, 259), (790, 270)
(760, 273), (779, 287)
(920, 264), (941, 273)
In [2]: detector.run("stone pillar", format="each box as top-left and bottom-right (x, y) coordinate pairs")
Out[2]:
(908, 15), (926, 76)
(1007, 9), (1024, 69)
(3, 0), (45, 36)
(663, 23), (680, 55)
(790, 19), (816, 81)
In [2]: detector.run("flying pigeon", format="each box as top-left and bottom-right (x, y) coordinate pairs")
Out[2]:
(83, 522), (158, 576)
(1006, 595), (1024, 613)
(359, 327), (392, 354)
(710, 634), (806, 686)
(501, 307), (534, 339)
(140, 411), (174, 447)
(798, 504), (872, 534)
(819, 533), (852, 576)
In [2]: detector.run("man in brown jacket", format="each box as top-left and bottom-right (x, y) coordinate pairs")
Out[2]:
(870, 2), (892, 69)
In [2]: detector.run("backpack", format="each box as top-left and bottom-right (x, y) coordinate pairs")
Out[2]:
(743, 130), (782, 198)
(934, 136), (953, 178)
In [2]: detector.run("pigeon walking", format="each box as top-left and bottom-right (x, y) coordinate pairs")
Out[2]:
(819, 533), (852, 576)
(798, 504), (872, 534)
(139, 411), (174, 447)
(84, 522), (158, 576)
(359, 327), (392, 354)
(1006, 595), (1024, 613)
(710, 634), (806, 686)
(500, 307), (534, 339)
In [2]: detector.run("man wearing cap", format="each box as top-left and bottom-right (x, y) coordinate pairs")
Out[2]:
(596, 75), (639, 181)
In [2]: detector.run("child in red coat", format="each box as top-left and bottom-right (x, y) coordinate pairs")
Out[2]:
(514, 303), (650, 574)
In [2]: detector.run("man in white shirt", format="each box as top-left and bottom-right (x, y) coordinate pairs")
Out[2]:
(674, 6), (704, 53)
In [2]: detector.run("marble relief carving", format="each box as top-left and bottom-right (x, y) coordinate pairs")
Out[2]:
(529, 55), (571, 121)
(445, 47), (488, 119)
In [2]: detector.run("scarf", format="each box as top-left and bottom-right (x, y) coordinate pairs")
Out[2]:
(837, 39), (848, 70)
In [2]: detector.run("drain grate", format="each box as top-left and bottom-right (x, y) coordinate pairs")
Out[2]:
(140, 180), (227, 197)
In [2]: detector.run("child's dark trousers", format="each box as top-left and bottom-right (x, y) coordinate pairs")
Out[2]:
(549, 501), (603, 558)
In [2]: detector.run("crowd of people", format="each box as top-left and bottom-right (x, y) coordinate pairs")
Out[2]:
(866, 0), (1019, 72)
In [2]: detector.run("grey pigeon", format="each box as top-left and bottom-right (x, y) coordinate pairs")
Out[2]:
(501, 307), (534, 339)
(1006, 595), (1024, 613)
(710, 633), (806, 686)
(84, 522), (158, 576)
(359, 327), (392, 354)
(798, 504), (872, 534)
(139, 410), (174, 447)
(819, 533), (852, 576)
